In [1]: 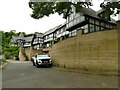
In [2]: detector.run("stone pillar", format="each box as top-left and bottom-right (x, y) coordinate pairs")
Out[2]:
(19, 48), (26, 61)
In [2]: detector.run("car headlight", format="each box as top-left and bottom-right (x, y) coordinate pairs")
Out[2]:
(37, 60), (42, 63)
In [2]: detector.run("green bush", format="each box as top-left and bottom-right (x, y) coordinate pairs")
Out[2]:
(3, 46), (19, 59)
(2, 59), (7, 63)
(1, 31), (19, 59)
(4, 52), (11, 59)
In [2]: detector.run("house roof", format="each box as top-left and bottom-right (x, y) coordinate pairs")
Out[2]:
(25, 36), (34, 42)
(11, 36), (18, 43)
(12, 32), (34, 43)
(97, 9), (104, 15)
(43, 22), (67, 36)
(35, 32), (44, 38)
(80, 7), (116, 24)
(19, 33), (24, 38)
(15, 33), (26, 41)
(56, 22), (66, 30)
(80, 7), (100, 19)
(44, 25), (61, 36)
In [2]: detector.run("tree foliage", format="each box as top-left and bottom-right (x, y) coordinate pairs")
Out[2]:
(1, 30), (19, 59)
(100, 1), (120, 17)
(0, 31), (2, 46)
(29, 2), (92, 19)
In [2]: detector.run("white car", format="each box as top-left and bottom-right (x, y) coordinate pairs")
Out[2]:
(31, 54), (52, 67)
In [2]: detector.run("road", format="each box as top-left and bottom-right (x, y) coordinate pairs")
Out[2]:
(2, 60), (118, 88)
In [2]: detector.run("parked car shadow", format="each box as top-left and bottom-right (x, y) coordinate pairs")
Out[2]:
(36, 65), (52, 68)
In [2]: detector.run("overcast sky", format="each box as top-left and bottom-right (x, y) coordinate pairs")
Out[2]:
(0, 0), (118, 34)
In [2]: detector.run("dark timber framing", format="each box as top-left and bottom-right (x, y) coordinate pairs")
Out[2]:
(66, 7), (117, 34)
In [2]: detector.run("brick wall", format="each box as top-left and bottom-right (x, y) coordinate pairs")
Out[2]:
(50, 28), (118, 74)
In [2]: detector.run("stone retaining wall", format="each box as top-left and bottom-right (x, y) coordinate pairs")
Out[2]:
(19, 47), (43, 61)
(50, 27), (118, 74)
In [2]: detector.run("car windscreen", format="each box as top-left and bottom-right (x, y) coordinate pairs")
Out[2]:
(37, 55), (49, 57)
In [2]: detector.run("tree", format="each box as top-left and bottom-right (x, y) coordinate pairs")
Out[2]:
(100, 1), (120, 17)
(1, 31), (19, 59)
(29, 2), (92, 19)
(0, 31), (2, 45)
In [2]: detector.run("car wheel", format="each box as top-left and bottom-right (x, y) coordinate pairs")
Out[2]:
(35, 61), (39, 68)
(49, 64), (52, 67)
(32, 61), (35, 66)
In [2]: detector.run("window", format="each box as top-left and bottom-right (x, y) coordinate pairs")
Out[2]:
(101, 27), (104, 30)
(85, 17), (89, 21)
(58, 29), (61, 34)
(69, 15), (72, 21)
(96, 26), (100, 31)
(66, 24), (69, 29)
(46, 36), (48, 39)
(63, 27), (65, 32)
(67, 16), (70, 23)
(47, 44), (50, 48)
(104, 16), (109, 20)
(101, 22), (104, 26)
(76, 17), (80, 24)
(50, 34), (53, 38)
(72, 30), (77, 36)
(81, 16), (85, 21)
(96, 20), (100, 25)
(83, 25), (89, 33)
(75, 13), (80, 18)
(69, 13), (74, 21)
(57, 31), (59, 34)
(104, 23), (110, 28)
(89, 18), (94, 24)
(40, 44), (42, 47)
(113, 25), (116, 28)
(89, 24), (94, 32)
(69, 21), (73, 28)
(77, 16), (84, 24)
(69, 31), (72, 37)
(106, 23), (110, 28)
(61, 28), (63, 33)
(110, 25), (113, 28)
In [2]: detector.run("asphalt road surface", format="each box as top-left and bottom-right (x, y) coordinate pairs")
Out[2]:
(2, 60), (118, 88)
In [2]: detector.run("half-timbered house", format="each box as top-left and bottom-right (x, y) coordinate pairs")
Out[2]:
(11, 32), (33, 48)
(66, 5), (116, 34)
(32, 32), (44, 49)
